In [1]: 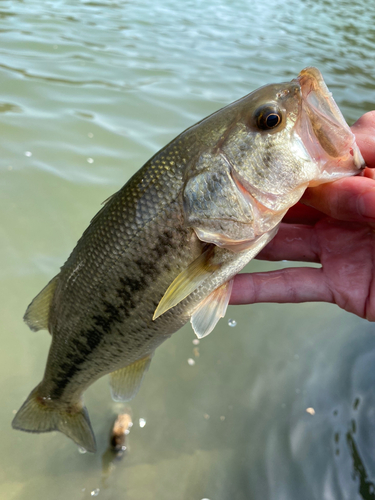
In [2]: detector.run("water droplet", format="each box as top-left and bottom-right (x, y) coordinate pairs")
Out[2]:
(228, 319), (237, 327)
(90, 488), (100, 497)
(87, 157), (94, 164)
(187, 358), (195, 366)
(24, 151), (32, 157)
(306, 407), (315, 415)
(88, 132), (94, 138)
(78, 446), (87, 454)
(192, 339), (200, 345)
(139, 418), (146, 428)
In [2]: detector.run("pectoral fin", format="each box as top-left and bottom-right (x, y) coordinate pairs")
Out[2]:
(153, 246), (220, 320)
(191, 279), (234, 339)
(109, 355), (153, 402)
(23, 275), (59, 332)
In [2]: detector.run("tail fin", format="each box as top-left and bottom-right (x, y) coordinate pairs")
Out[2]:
(12, 387), (97, 452)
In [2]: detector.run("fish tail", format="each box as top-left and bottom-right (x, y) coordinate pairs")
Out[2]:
(11, 386), (97, 452)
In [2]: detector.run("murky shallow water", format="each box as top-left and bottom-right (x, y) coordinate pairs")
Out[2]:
(1, 0), (375, 499)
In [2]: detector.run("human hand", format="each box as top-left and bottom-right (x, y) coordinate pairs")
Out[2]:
(230, 111), (375, 321)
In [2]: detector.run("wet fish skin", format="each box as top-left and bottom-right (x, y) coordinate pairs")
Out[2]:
(12, 68), (364, 452)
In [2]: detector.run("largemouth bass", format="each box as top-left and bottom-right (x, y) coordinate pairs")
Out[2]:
(12, 67), (364, 452)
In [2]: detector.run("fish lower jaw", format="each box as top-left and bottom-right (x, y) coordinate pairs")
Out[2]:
(353, 146), (366, 170)
(297, 122), (364, 183)
(312, 146), (365, 185)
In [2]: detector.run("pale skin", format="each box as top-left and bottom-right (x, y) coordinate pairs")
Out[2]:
(230, 111), (375, 321)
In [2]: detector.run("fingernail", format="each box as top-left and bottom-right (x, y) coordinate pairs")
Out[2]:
(358, 190), (375, 220)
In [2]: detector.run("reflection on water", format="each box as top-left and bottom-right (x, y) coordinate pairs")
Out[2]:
(101, 411), (132, 490)
(1, 0), (375, 498)
(330, 397), (375, 500)
(347, 420), (375, 500)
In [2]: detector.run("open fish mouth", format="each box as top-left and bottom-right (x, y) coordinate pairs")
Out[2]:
(295, 67), (365, 173)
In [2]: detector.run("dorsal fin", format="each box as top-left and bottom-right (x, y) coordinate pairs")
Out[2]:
(109, 355), (153, 402)
(153, 246), (220, 320)
(23, 275), (59, 332)
(190, 279), (234, 339)
(90, 191), (118, 225)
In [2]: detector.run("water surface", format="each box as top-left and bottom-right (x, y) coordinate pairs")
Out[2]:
(1, 0), (375, 499)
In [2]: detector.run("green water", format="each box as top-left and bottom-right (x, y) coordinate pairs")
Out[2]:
(1, 0), (375, 499)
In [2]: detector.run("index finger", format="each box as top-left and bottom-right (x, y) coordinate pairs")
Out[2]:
(298, 111), (375, 223)
(301, 175), (375, 223)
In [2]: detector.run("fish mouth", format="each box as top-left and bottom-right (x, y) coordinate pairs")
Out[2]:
(294, 67), (364, 174)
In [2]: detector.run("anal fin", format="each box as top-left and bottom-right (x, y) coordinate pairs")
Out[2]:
(191, 279), (234, 339)
(109, 355), (153, 402)
(24, 275), (59, 332)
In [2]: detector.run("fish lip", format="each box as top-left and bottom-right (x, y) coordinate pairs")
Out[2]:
(295, 67), (365, 171)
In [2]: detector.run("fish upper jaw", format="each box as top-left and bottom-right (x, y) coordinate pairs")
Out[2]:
(294, 67), (365, 184)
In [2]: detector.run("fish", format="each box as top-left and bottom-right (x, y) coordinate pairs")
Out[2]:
(12, 67), (365, 453)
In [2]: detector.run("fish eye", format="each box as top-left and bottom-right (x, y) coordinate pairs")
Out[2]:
(255, 106), (282, 130)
